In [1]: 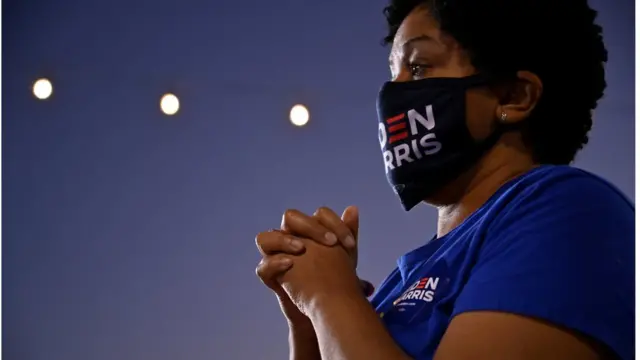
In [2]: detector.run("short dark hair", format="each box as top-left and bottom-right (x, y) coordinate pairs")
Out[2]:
(383, 0), (608, 164)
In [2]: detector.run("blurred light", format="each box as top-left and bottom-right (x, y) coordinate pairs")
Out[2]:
(160, 93), (180, 115)
(290, 104), (309, 126)
(33, 78), (53, 100)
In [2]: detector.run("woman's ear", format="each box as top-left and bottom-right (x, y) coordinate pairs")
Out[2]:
(496, 71), (543, 124)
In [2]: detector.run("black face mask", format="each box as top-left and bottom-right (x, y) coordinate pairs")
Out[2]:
(376, 74), (503, 211)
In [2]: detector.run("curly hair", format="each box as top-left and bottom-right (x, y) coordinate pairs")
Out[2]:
(382, 0), (608, 164)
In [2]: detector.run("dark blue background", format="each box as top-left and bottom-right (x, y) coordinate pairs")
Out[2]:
(3, 0), (634, 359)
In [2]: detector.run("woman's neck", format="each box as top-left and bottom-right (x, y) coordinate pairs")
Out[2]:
(435, 146), (537, 238)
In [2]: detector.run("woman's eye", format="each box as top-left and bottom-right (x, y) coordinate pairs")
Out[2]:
(409, 64), (431, 79)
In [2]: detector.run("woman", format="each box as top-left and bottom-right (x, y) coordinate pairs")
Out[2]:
(255, 0), (633, 359)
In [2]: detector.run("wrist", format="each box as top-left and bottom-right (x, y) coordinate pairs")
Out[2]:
(301, 274), (364, 313)
(288, 319), (316, 337)
(278, 295), (310, 326)
(288, 319), (321, 360)
(287, 314), (314, 331)
(305, 286), (369, 321)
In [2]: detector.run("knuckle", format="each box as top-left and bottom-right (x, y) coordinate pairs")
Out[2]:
(255, 232), (271, 250)
(256, 257), (282, 281)
(255, 230), (284, 251)
(254, 232), (264, 246)
(255, 261), (266, 278)
(283, 209), (297, 219)
(314, 206), (331, 217)
(281, 209), (297, 227)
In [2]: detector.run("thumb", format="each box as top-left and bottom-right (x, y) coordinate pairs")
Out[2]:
(341, 205), (359, 242)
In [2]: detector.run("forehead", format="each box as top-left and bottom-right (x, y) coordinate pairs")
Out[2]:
(390, 6), (443, 53)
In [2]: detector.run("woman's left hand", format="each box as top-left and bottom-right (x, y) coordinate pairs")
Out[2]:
(255, 206), (374, 312)
(283, 206), (360, 268)
(256, 227), (363, 316)
(274, 207), (372, 313)
(281, 206), (373, 295)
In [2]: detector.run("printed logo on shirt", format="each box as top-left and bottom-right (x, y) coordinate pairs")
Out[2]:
(393, 277), (440, 308)
(378, 261), (451, 326)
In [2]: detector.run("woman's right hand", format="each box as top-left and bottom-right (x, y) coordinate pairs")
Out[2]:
(255, 206), (373, 326)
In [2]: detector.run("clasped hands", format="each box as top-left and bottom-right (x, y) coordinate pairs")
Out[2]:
(255, 206), (373, 323)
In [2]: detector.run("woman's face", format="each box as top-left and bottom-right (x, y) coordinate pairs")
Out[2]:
(388, 5), (501, 141)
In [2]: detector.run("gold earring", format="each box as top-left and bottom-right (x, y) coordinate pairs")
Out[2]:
(500, 111), (508, 123)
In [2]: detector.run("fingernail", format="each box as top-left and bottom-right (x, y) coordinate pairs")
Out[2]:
(324, 232), (338, 245)
(343, 235), (356, 248)
(289, 239), (304, 251)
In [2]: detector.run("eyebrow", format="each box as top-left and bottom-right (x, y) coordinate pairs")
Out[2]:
(388, 34), (436, 66)
(400, 34), (435, 50)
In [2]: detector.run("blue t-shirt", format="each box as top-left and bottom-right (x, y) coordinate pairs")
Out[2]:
(371, 165), (634, 360)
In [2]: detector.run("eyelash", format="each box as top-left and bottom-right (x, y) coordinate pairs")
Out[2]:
(408, 63), (432, 79)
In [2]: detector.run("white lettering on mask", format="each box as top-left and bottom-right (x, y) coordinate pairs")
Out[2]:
(381, 105), (442, 173)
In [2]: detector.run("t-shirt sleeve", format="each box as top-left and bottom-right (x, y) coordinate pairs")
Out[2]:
(452, 174), (634, 360)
